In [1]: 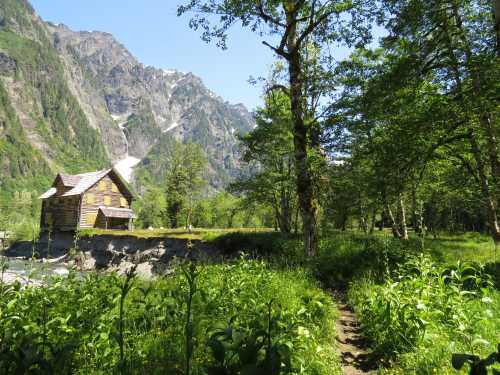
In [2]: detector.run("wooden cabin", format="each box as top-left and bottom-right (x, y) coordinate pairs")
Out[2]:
(39, 169), (136, 232)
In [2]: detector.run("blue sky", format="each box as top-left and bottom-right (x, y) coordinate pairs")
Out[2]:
(30, 1), (380, 111)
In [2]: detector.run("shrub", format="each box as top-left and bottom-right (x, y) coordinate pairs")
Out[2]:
(348, 255), (500, 373)
(311, 233), (416, 288)
(0, 258), (341, 374)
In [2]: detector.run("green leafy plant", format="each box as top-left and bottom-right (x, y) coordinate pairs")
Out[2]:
(206, 300), (291, 375)
(349, 254), (499, 371)
(115, 265), (137, 374)
(181, 261), (201, 375)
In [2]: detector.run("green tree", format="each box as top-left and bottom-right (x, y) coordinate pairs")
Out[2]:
(232, 91), (296, 233)
(136, 187), (166, 229)
(178, 0), (376, 255)
(374, 0), (500, 241)
(165, 142), (207, 228)
(327, 0), (500, 241)
(210, 192), (241, 228)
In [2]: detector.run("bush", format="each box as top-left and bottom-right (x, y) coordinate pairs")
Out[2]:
(212, 232), (301, 258)
(348, 255), (500, 373)
(0, 258), (341, 374)
(312, 233), (416, 288)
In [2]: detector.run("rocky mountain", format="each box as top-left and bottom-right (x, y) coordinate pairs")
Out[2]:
(0, 0), (254, 199)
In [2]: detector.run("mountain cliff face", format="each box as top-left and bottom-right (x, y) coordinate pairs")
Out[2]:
(0, 0), (254, 198)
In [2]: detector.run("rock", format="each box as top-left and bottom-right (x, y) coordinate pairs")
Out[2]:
(4, 233), (222, 279)
(0, 52), (16, 76)
(135, 262), (154, 279)
(82, 254), (96, 270)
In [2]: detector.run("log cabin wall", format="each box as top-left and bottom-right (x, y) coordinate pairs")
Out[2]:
(40, 195), (80, 231)
(79, 174), (131, 229)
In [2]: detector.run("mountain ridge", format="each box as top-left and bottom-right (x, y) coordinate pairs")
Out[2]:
(0, 0), (254, 200)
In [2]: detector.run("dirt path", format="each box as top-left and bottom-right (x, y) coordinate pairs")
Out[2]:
(334, 295), (378, 374)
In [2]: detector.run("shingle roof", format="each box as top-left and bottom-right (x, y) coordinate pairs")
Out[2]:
(62, 169), (111, 197)
(98, 206), (136, 219)
(59, 173), (81, 187)
(39, 169), (112, 199)
(39, 187), (57, 199)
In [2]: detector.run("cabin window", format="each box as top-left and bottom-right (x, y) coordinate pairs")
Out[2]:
(86, 213), (97, 226)
(120, 197), (128, 207)
(99, 180), (107, 191)
(45, 213), (53, 225)
(111, 183), (118, 193)
(104, 196), (112, 206)
(86, 193), (95, 205)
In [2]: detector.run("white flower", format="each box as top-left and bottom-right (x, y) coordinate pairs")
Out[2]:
(481, 297), (492, 304)
(297, 326), (310, 338)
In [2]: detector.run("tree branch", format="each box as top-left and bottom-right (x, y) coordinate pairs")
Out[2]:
(297, 5), (336, 47)
(444, 145), (480, 184)
(256, 1), (286, 27)
(266, 84), (290, 97)
(262, 40), (290, 58)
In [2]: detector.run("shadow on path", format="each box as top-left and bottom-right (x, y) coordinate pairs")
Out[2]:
(333, 292), (379, 375)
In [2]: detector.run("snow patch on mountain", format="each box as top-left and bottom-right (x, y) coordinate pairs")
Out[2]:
(114, 156), (141, 183)
(163, 122), (180, 133)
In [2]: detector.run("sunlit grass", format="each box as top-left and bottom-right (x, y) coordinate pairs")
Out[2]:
(423, 232), (498, 264)
(332, 229), (498, 265)
(79, 227), (276, 241)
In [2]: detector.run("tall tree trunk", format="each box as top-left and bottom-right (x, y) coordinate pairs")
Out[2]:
(287, 17), (318, 256)
(186, 207), (192, 232)
(470, 132), (500, 242)
(279, 159), (293, 233)
(294, 202), (300, 235)
(273, 204), (282, 232)
(411, 185), (421, 234)
(369, 208), (376, 234)
(359, 204), (368, 234)
(398, 194), (409, 240)
(385, 202), (402, 239)
(279, 191), (292, 233)
(417, 200), (424, 236)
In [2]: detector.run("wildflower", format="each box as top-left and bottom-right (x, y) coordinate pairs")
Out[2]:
(297, 326), (310, 338)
